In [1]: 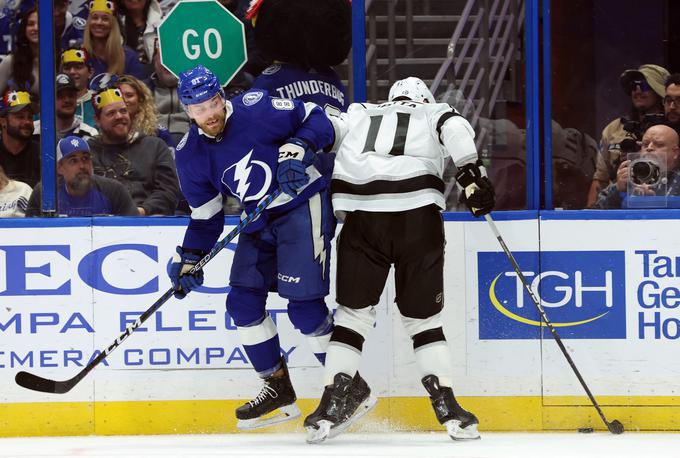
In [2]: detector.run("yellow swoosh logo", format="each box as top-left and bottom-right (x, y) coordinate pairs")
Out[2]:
(489, 274), (609, 327)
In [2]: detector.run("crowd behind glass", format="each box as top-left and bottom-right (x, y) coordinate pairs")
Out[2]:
(0, 0), (678, 218)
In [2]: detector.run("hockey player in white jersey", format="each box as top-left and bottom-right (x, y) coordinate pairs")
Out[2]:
(304, 77), (495, 443)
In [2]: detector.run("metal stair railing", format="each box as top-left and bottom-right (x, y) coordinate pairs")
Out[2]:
(428, 0), (525, 202)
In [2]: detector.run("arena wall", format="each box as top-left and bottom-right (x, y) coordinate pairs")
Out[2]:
(1, 212), (678, 436)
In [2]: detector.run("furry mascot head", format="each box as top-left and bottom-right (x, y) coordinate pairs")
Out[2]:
(247, 0), (352, 69)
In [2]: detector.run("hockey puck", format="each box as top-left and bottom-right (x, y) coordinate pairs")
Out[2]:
(578, 427), (594, 433)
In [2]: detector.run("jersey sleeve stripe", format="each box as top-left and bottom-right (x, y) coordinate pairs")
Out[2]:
(189, 193), (224, 220)
(436, 111), (461, 145)
(302, 102), (318, 122)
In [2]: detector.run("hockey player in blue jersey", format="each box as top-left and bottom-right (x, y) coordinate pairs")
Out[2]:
(168, 64), (370, 430)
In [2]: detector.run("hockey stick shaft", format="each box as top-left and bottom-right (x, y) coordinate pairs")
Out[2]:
(484, 214), (623, 434)
(15, 189), (282, 394)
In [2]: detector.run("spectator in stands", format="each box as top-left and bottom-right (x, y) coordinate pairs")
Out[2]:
(82, 0), (143, 80)
(0, 164), (31, 217)
(61, 48), (97, 127)
(593, 124), (680, 209)
(27, 136), (138, 217)
(88, 82), (179, 215)
(118, 0), (162, 80)
(587, 64), (669, 207)
(34, 74), (98, 140)
(117, 74), (173, 147)
(664, 73), (680, 134)
(0, 0), (33, 61)
(54, 0), (85, 53)
(149, 42), (190, 147)
(0, 7), (39, 96)
(69, 0), (90, 20)
(0, 88), (40, 188)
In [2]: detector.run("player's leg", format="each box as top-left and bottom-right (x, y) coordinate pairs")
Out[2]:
(394, 204), (480, 441)
(304, 210), (388, 443)
(275, 191), (336, 364)
(227, 230), (300, 429)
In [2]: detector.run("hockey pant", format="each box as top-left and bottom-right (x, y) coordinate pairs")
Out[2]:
(226, 191), (336, 377)
(323, 205), (455, 387)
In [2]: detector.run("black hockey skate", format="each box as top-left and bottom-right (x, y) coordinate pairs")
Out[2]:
(305, 372), (377, 444)
(236, 359), (301, 430)
(422, 374), (480, 440)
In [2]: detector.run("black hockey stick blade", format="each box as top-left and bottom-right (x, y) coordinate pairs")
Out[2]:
(15, 371), (75, 394)
(608, 419), (625, 435)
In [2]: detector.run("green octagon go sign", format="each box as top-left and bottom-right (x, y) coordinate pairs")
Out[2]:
(158, 0), (247, 85)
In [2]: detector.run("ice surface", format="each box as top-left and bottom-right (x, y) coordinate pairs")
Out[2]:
(1, 432), (679, 458)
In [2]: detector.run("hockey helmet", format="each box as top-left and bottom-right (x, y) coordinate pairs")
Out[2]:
(177, 65), (225, 106)
(388, 77), (436, 103)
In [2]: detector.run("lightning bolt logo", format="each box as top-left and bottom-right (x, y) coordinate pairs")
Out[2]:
(230, 150), (254, 200)
(223, 150), (272, 202)
(308, 193), (327, 278)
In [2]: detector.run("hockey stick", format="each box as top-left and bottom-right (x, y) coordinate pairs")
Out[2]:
(15, 189), (282, 394)
(483, 214), (624, 435)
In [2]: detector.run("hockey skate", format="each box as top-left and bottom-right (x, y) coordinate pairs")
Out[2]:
(422, 374), (480, 441)
(236, 359), (301, 430)
(305, 372), (377, 444)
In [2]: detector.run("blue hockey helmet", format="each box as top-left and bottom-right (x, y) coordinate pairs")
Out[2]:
(177, 65), (225, 106)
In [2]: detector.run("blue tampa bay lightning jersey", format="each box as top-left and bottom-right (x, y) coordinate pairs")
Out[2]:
(0, 0), (33, 57)
(175, 89), (335, 252)
(252, 64), (348, 114)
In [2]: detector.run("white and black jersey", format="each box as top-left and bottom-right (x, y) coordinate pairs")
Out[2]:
(329, 100), (478, 217)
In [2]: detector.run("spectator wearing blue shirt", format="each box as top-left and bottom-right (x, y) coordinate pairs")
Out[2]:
(0, 7), (39, 96)
(82, 0), (143, 81)
(54, 0), (85, 53)
(0, 0), (34, 61)
(26, 136), (138, 217)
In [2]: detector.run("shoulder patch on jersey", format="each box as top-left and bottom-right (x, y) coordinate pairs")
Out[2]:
(272, 98), (295, 110)
(176, 132), (189, 151)
(323, 104), (342, 117)
(242, 91), (264, 106)
(73, 16), (87, 29)
(262, 64), (281, 76)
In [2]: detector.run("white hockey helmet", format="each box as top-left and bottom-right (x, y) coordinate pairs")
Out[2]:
(388, 77), (436, 103)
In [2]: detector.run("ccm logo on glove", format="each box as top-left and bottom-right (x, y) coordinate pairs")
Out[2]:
(276, 138), (316, 197)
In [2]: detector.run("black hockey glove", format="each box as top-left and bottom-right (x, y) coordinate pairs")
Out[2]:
(455, 160), (495, 217)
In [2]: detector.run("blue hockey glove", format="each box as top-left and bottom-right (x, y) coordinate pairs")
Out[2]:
(169, 246), (205, 299)
(277, 138), (315, 197)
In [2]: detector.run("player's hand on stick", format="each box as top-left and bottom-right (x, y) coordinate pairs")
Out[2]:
(455, 160), (496, 217)
(277, 137), (315, 197)
(169, 246), (205, 299)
